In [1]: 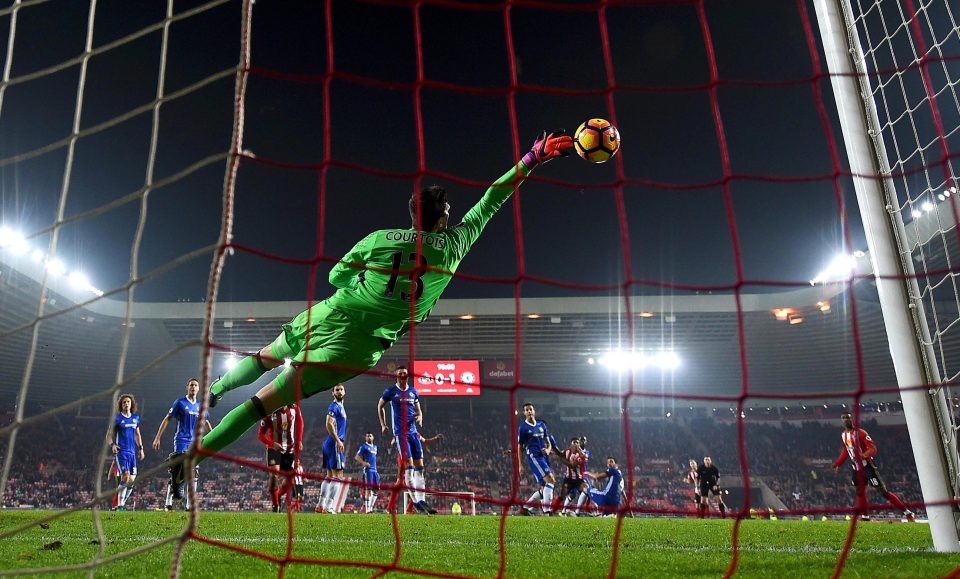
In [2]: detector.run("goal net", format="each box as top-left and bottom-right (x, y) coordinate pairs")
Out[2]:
(1, 0), (959, 577)
(813, 0), (960, 551)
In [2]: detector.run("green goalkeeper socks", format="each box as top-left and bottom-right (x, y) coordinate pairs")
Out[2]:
(197, 398), (260, 464)
(210, 355), (268, 398)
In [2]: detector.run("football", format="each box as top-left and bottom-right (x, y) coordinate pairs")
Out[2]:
(574, 118), (621, 163)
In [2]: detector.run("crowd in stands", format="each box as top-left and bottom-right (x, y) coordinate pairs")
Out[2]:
(0, 404), (924, 517)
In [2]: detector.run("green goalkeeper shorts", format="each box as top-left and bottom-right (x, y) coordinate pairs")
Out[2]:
(271, 300), (386, 404)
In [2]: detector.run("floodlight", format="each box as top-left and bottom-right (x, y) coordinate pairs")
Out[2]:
(810, 254), (857, 284)
(596, 349), (679, 371)
(68, 271), (90, 290)
(46, 258), (66, 276)
(0, 226), (16, 247)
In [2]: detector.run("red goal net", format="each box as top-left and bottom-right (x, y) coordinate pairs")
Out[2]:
(1, 0), (958, 577)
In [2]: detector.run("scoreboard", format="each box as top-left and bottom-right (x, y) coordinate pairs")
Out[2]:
(413, 360), (481, 396)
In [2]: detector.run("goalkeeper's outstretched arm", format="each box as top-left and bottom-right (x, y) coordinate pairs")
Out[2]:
(449, 130), (573, 260)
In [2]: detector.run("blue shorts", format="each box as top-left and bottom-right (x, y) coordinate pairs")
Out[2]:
(589, 488), (621, 510)
(115, 452), (137, 476)
(322, 438), (345, 471)
(173, 439), (192, 454)
(395, 432), (423, 462)
(364, 468), (380, 488)
(525, 450), (552, 486)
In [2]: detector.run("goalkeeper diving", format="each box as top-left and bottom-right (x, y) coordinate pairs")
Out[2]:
(198, 130), (575, 463)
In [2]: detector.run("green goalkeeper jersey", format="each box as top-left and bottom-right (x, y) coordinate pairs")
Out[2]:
(324, 162), (530, 344)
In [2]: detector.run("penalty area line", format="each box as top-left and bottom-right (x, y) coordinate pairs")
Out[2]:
(11, 535), (937, 555)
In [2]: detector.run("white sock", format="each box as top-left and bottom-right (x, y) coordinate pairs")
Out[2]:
(575, 491), (587, 512)
(404, 469), (415, 499)
(165, 484), (174, 508)
(183, 478), (194, 509)
(117, 483), (128, 506)
(326, 480), (341, 513)
(562, 496), (572, 512)
(526, 490), (542, 507)
(542, 484), (554, 513)
(318, 481), (329, 510)
(366, 494), (377, 512)
(413, 469), (426, 503)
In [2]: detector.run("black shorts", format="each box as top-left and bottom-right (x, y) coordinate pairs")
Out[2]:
(563, 478), (586, 494)
(850, 463), (886, 490)
(293, 484), (304, 499)
(700, 484), (720, 497)
(267, 449), (295, 472)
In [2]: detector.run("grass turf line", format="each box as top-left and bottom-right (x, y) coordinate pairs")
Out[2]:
(1, 511), (958, 578)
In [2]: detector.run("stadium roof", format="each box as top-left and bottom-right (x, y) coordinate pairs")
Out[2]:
(1, 247), (919, 419)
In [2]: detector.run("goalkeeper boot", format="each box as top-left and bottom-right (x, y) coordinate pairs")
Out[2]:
(208, 377), (224, 408)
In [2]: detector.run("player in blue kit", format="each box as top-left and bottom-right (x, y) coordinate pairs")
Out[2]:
(588, 457), (624, 515)
(318, 384), (347, 514)
(378, 365), (436, 514)
(108, 394), (144, 511)
(152, 378), (213, 510)
(356, 432), (379, 513)
(516, 402), (555, 515)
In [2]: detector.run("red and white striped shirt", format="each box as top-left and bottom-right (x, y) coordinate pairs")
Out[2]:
(834, 428), (877, 472)
(293, 464), (304, 486)
(258, 405), (303, 455)
(563, 448), (586, 479)
(686, 467), (699, 487)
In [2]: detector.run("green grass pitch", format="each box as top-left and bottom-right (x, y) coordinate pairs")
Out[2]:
(1, 511), (958, 578)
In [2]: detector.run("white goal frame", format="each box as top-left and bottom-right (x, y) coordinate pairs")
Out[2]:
(813, 0), (960, 552)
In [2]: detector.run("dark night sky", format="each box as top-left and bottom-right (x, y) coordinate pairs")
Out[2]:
(0, 0), (870, 304)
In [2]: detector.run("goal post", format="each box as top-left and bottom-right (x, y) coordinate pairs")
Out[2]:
(813, 0), (960, 552)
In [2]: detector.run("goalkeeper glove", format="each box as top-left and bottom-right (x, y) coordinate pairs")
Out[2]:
(520, 129), (573, 170)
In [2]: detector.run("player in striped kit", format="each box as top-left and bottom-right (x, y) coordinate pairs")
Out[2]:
(318, 384), (347, 514)
(258, 403), (303, 513)
(291, 461), (305, 512)
(516, 402), (556, 516)
(557, 437), (589, 516)
(108, 394), (144, 511)
(356, 432), (379, 513)
(685, 458), (701, 514)
(832, 413), (915, 521)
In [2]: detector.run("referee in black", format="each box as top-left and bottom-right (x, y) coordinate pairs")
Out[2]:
(697, 456), (727, 518)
